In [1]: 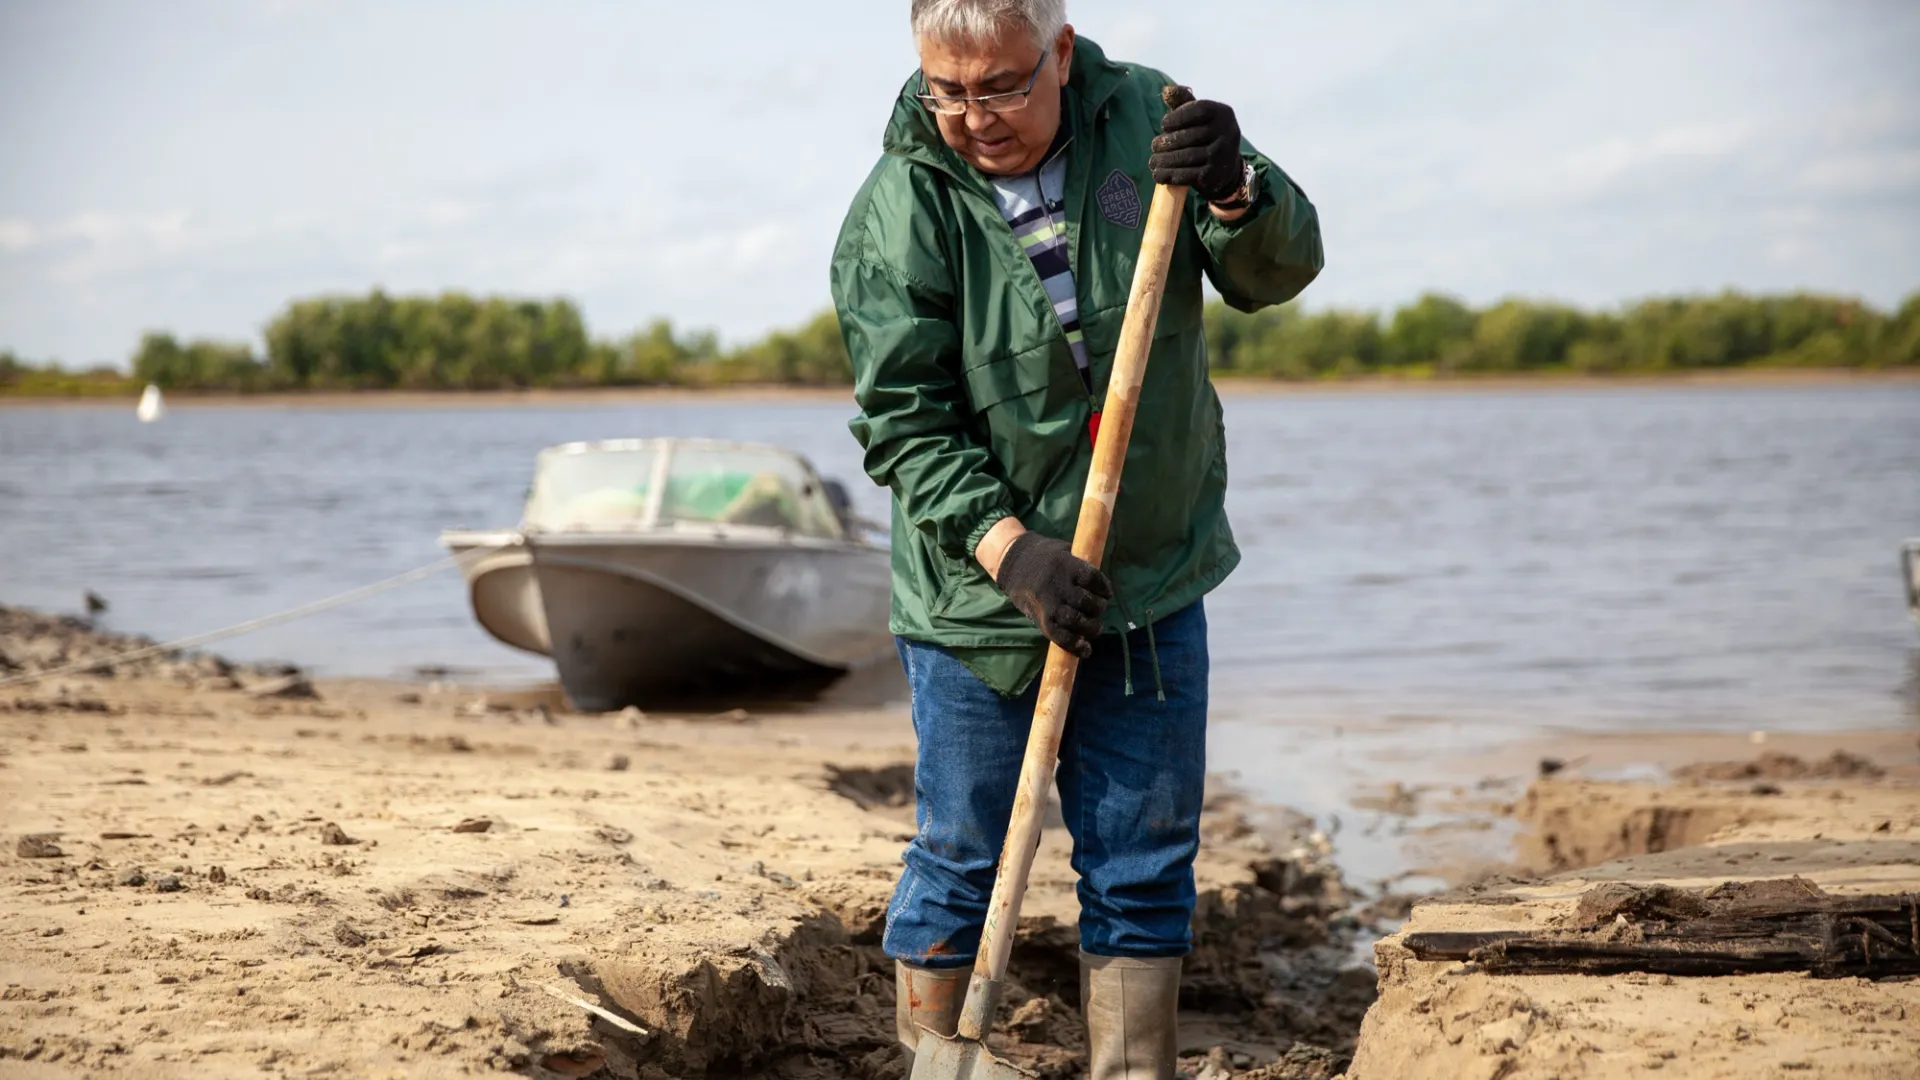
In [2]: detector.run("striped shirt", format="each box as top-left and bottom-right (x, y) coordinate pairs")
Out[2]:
(989, 134), (1091, 389)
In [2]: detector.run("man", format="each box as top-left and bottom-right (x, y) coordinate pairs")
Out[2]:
(830, 2), (1321, 1075)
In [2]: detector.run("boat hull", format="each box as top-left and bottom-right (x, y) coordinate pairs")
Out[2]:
(1904, 539), (1919, 632)
(442, 530), (892, 710)
(442, 533), (549, 655)
(529, 535), (890, 710)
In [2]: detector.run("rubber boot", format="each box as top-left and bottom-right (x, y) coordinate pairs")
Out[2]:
(895, 961), (967, 1065)
(1081, 951), (1182, 1080)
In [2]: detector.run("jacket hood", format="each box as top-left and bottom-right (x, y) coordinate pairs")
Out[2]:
(880, 35), (1134, 179)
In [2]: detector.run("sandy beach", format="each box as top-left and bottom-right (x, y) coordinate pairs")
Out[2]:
(3, 607), (1917, 1079)
(0, 609), (1369, 1079)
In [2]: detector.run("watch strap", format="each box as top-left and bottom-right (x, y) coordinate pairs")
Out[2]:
(1208, 160), (1258, 212)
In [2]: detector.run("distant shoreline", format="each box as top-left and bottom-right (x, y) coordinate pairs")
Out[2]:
(2, 366), (1915, 409)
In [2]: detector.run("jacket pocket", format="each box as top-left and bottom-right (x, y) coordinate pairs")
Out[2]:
(929, 544), (993, 620)
(1150, 278), (1204, 340)
(1077, 281), (1204, 370)
(959, 340), (1083, 499)
(959, 340), (1053, 412)
(930, 536), (1043, 628)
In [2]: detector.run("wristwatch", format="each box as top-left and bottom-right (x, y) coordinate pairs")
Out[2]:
(1208, 160), (1258, 212)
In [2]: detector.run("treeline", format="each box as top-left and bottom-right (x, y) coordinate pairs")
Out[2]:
(1205, 291), (1920, 377)
(0, 352), (131, 397)
(3, 288), (1916, 397)
(115, 291), (854, 391)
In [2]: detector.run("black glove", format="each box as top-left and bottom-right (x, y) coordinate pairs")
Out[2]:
(1148, 98), (1244, 203)
(992, 533), (1113, 659)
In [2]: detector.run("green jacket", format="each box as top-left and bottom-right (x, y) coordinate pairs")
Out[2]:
(830, 38), (1322, 695)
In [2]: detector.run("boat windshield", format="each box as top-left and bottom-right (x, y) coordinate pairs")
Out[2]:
(522, 443), (844, 539)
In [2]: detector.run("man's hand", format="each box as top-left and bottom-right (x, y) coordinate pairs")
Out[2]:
(991, 533), (1113, 659)
(1149, 98), (1245, 203)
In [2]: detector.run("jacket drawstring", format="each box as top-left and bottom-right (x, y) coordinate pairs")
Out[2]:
(1143, 608), (1165, 703)
(1113, 601), (1165, 703)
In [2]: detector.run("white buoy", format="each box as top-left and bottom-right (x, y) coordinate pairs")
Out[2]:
(136, 383), (166, 423)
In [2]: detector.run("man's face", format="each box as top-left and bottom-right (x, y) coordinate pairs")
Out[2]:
(916, 24), (1073, 177)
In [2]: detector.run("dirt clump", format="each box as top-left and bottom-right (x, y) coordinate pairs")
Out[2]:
(1571, 880), (1712, 924)
(15, 834), (64, 858)
(0, 603), (287, 689)
(1674, 749), (1885, 782)
(1210, 1043), (1344, 1080)
(1514, 778), (1757, 874)
(825, 762), (915, 811)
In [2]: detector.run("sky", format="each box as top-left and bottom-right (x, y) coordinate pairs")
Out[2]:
(2, 0), (1917, 367)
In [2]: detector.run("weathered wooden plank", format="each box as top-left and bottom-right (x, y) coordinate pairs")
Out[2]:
(1402, 883), (1920, 978)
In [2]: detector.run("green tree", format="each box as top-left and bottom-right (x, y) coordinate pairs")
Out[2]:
(1455, 300), (1589, 371)
(133, 332), (263, 388)
(720, 310), (852, 384)
(257, 290), (591, 390)
(1383, 293), (1476, 369)
(131, 332), (189, 386)
(596, 319), (698, 385)
(1881, 292), (1920, 366)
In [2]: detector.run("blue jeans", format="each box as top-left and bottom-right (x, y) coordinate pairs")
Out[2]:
(884, 601), (1209, 967)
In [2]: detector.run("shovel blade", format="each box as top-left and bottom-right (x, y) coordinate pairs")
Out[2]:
(908, 1030), (1033, 1080)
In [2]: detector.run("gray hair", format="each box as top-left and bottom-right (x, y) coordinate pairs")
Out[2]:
(910, 0), (1067, 51)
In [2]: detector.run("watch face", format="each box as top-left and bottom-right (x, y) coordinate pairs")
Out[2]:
(1236, 162), (1258, 204)
(1212, 163), (1256, 209)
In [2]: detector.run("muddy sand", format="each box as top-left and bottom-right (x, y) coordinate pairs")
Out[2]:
(6, 606), (1919, 1079)
(0, 608), (1372, 1078)
(1350, 743), (1920, 1080)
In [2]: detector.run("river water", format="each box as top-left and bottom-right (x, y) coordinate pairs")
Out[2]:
(4, 385), (1917, 882)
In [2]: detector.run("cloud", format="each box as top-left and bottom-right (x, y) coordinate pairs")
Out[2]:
(1461, 124), (1752, 209)
(255, 0), (324, 20)
(2, 1), (1915, 366)
(1797, 150), (1920, 196)
(1567, 126), (1748, 183)
(1095, 13), (1164, 59)
(373, 239), (429, 266)
(419, 198), (480, 228)
(0, 210), (197, 284)
(0, 220), (35, 252)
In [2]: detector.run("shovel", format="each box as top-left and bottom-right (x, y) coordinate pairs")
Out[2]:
(910, 84), (1197, 1080)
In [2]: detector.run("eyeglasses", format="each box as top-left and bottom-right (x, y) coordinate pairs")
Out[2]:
(916, 50), (1048, 116)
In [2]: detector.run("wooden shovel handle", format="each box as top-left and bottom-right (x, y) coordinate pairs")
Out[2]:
(956, 85), (1196, 1040)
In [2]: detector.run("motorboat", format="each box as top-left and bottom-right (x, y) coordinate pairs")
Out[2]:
(440, 438), (892, 711)
(1904, 539), (1919, 633)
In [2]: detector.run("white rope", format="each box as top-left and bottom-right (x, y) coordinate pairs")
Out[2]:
(0, 548), (492, 689)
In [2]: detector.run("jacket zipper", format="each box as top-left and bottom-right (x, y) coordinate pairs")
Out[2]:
(910, 101), (1136, 654)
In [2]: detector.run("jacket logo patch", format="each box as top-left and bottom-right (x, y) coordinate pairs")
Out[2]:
(1096, 169), (1142, 229)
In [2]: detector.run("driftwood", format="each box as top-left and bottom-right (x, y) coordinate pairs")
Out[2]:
(1405, 879), (1920, 978)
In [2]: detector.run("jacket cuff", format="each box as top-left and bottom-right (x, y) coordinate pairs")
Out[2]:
(963, 505), (1018, 560)
(1198, 159), (1277, 237)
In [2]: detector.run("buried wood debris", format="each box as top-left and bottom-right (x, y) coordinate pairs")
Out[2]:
(1405, 878), (1920, 977)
